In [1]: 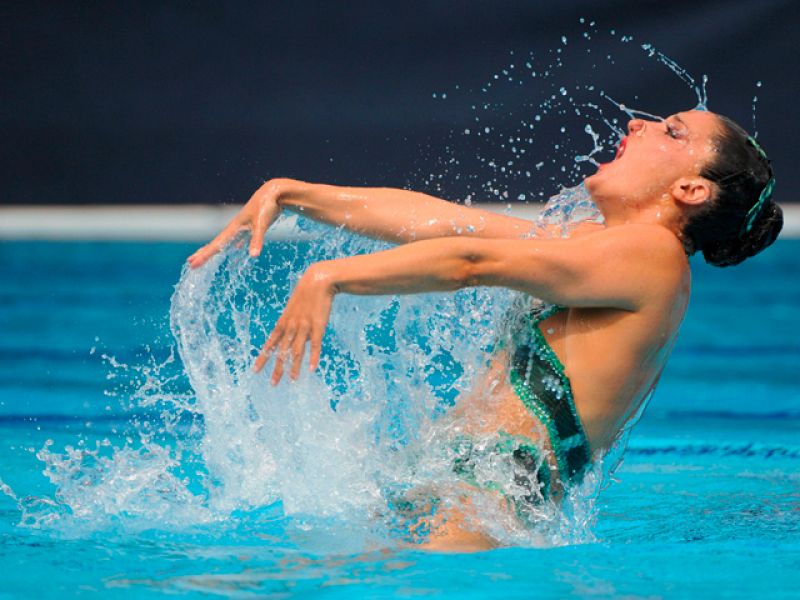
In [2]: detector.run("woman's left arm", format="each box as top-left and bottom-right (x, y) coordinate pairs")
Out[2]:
(257, 225), (685, 384)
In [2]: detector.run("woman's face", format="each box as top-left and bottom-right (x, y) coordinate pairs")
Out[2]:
(585, 109), (721, 214)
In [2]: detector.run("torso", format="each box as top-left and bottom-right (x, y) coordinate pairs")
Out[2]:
(449, 224), (691, 469)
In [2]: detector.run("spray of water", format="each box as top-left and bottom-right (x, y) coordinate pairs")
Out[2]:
(640, 43), (709, 110)
(11, 186), (606, 546)
(3, 21), (727, 548)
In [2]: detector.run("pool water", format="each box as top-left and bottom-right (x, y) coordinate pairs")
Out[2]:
(1, 238), (798, 598)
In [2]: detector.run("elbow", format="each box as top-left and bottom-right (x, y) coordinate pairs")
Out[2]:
(456, 252), (484, 288)
(429, 239), (487, 289)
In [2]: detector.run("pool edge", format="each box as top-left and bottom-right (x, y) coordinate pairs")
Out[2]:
(1, 203), (798, 240)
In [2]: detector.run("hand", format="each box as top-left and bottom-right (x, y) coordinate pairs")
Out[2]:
(254, 263), (336, 385)
(187, 179), (288, 268)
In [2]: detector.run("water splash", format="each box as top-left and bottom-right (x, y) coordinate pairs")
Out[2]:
(601, 93), (665, 122)
(640, 43), (708, 110)
(6, 25), (715, 548)
(412, 22), (718, 207)
(752, 81), (762, 138)
(574, 124), (605, 167)
(11, 186), (610, 547)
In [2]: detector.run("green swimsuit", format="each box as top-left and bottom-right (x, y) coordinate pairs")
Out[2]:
(508, 305), (592, 484)
(451, 305), (592, 515)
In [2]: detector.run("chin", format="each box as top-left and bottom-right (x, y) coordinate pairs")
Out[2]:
(583, 170), (601, 198)
(582, 169), (618, 214)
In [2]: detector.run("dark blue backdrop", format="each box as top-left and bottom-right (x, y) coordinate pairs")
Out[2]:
(3, 1), (798, 205)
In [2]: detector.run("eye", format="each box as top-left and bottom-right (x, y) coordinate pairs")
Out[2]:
(665, 121), (686, 140)
(665, 123), (680, 139)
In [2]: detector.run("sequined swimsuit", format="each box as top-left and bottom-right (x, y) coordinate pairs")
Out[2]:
(509, 305), (592, 485)
(448, 305), (592, 518)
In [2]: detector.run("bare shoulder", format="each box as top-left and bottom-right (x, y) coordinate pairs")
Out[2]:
(568, 221), (606, 238)
(633, 223), (689, 278)
(574, 223), (689, 307)
(580, 223), (687, 265)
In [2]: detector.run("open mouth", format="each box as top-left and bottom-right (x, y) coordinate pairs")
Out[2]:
(598, 136), (627, 170)
(614, 136), (627, 160)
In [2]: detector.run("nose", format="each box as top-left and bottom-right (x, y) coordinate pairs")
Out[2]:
(627, 119), (646, 135)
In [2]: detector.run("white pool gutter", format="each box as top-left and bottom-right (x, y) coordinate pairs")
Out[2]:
(1, 204), (798, 241)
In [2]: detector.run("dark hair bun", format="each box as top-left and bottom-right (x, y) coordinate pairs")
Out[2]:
(701, 202), (783, 267)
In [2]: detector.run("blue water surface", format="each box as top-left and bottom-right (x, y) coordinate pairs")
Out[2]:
(0, 239), (798, 598)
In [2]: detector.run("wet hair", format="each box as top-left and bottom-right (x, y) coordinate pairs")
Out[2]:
(682, 115), (782, 267)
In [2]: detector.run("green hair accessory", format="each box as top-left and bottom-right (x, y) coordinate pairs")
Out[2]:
(747, 135), (769, 161)
(739, 136), (775, 237)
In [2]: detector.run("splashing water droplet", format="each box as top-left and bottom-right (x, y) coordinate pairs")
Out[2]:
(20, 31), (719, 548)
(574, 124), (605, 167)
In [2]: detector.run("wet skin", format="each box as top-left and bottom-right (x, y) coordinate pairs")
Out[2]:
(188, 110), (724, 551)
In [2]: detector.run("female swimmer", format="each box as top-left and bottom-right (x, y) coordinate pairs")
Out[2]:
(188, 110), (782, 550)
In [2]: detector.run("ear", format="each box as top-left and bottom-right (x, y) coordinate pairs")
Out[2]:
(669, 177), (713, 207)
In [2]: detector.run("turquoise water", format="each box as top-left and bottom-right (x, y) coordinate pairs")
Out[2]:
(1, 236), (798, 598)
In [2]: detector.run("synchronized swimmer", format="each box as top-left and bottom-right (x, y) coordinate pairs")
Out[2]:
(188, 110), (782, 550)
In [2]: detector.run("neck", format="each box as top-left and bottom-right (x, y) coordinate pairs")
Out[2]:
(601, 197), (691, 252)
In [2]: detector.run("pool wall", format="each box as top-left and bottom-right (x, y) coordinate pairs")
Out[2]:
(2, 203), (799, 241)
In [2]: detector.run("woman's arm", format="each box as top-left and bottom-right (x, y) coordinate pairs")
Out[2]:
(187, 178), (535, 268)
(276, 179), (534, 243)
(323, 225), (682, 306)
(258, 224), (686, 383)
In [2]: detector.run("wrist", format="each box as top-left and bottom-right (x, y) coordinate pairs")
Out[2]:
(307, 260), (340, 295)
(270, 178), (311, 210)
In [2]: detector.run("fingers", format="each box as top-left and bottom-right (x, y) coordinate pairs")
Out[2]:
(253, 347), (269, 373)
(289, 321), (311, 380)
(271, 350), (286, 386)
(257, 321), (296, 386)
(187, 219), (243, 269)
(309, 321), (324, 372)
(255, 319), (320, 384)
(271, 322), (297, 385)
(186, 245), (216, 269)
(188, 184), (284, 268)
(255, 321), (284, 373)
(251, 272), (333, 384)
(249, 209), (268, 258)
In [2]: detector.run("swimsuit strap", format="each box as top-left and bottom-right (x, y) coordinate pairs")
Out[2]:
(510, 305), (592, 483)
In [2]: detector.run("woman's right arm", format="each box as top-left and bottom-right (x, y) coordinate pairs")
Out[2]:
(188, 178), (535, 268)
(276, 179), (534, 243)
